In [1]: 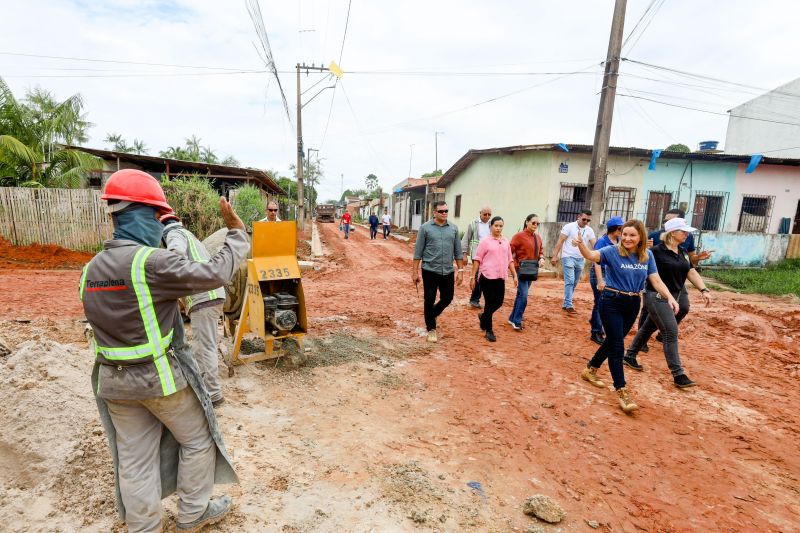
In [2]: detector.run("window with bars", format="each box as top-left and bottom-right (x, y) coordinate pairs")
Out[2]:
(738, 195), (774, 232)
(557, 183), (587, 222)
(691, 191), (728, 231)
(604, 187), (636, 222)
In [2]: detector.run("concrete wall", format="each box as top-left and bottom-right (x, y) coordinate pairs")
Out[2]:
(724, 78), (800, 158)
(696, 231), (789, 267)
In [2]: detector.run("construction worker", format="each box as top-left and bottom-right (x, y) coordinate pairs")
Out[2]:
(80, 169), (248, 533)
(160, 212), (226, 407)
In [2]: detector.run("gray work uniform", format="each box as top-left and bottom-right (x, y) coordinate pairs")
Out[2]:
(80, 229), (248, 533)
(164, 224), (226, 403)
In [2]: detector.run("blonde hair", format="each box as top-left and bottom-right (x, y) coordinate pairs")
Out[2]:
(617, 220), (649, 263)
(661, 230), (680, 247)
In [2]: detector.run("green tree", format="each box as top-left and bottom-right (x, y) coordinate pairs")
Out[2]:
(340, 188), (368, 203)
(421, 169), (442, 178)
(0, 77), (100, 187)
(158, 136), (238, 165)
(665, 143), (690, 153)
(365, 173), (378, 190)
(231, 184), (266, 228)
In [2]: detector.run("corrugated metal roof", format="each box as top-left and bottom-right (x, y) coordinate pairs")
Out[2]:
(67, 145), (285, 195)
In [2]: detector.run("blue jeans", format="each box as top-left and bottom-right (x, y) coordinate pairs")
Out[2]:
(508, 279), (532, 327)
(588, 290), (641, 390)
(589, 269), (603, 334)
(561, 256), (584, 309)
(343, 223), (350, 239)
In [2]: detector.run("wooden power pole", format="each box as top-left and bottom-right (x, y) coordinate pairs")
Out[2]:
(586, 0), (627, 222)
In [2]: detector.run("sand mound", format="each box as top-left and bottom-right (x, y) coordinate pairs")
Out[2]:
(0, 339), (116, 531)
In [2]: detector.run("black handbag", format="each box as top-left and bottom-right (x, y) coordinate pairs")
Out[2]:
(518, 260), (539, 281)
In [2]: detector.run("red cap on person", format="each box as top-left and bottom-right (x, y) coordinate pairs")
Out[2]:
(102, 169), (172, 214)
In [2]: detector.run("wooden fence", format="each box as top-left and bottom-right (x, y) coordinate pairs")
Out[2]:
(0, 187), (113, 251)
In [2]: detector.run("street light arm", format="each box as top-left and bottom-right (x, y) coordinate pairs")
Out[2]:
(302, 85), (336, 109)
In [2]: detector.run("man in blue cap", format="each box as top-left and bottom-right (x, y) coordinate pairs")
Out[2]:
(588, 216), (625, 344)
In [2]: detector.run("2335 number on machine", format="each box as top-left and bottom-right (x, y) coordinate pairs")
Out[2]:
(259, 268), (291, 280)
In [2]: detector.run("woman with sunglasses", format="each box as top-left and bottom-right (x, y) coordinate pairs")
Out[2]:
(572, 220), (678, 413)
(507, 214), (544, 330)
(623, 218), (712, 388)
(470, 216), (517, 342)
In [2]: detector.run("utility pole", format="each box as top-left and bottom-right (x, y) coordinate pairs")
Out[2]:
(585, 0), (627, 224)
(408, 144), (415, 178)
(295, 61), (343, 230)
(434, 131), (444, 172)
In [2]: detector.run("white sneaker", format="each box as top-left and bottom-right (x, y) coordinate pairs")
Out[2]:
(507, 320), (522, 330)
(427, 330), (438, 343)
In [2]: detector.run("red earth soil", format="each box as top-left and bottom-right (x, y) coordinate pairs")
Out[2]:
(0, 237), (95, 270)
(3, 223), (799, 530)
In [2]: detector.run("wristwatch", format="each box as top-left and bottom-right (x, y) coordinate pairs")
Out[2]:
(700, 288), (710, 293)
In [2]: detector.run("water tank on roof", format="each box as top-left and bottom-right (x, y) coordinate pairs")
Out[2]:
(698, 140), (719, 152)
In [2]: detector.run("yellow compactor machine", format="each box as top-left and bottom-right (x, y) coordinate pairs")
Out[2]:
(230, 220), (307, 365)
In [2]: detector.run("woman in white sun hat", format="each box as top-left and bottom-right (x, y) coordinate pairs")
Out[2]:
(623, 218), (713, 388)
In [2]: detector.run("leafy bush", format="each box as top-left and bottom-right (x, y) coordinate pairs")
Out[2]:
(161, 174), (223, 240)
(231, 184), (266, 228)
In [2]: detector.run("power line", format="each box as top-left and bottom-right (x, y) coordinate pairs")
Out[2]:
(0, 51), (257, 71)
(617, 93), (800, 127)
(624, 0), (666, 54)
(1, 70), (266, 79)
(339, 0), (352, 65)
(621, 0), (658, 50)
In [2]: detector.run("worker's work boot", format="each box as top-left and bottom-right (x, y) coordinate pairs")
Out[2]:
(581, 366), (605, 388)
(617, 388), (638, 413)
(176, 495), (232, 532)
(427, 330), (438, 343)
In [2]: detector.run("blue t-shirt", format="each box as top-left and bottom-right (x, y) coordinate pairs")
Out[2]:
(649, 230), (695, 253)
(592, 234), (616, 277)
(599, 246), (657, 294)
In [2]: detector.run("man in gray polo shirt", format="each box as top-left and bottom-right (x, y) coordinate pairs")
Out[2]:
(412, 200), (464, 343)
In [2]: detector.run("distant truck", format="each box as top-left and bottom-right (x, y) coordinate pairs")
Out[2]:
(316, 204), (335, 223)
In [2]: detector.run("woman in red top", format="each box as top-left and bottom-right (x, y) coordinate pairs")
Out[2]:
(508, 214), (545, 330)
(470, 216), (517, 342)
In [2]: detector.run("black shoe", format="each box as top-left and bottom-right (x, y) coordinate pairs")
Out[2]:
(640, 343), (650, 353)
(469, 301), (482, 309)
(212, 397), (226, 407)
(590, 332), (605, 345)
(485, 330), (496, 342)
(655, 333), (664, 343)
(623, 356), (644, 371)
(674, 374), (696, 388)
(478, 313), (485, 331)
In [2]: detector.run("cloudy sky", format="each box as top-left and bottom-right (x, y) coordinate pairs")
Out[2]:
(4, 0), (800, 201)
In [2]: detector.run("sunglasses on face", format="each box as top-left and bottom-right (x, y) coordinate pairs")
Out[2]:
(481, 212), (491, 216)
(267, 209), (278, 212)
(530, 222), (539, 225)
(580, 218), (591, 222)
(437, 209), (449, 214)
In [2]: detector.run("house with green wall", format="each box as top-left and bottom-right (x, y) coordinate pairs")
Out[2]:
(439, 143), (800, 237)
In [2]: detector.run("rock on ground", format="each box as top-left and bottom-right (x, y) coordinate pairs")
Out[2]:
(523, 494), (566, 523)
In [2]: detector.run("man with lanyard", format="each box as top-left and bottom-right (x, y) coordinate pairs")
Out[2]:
(413, 200), (465, 343)
(639, 208), (713, 351)
(341, 210), (352, 239)
(550, 209), (597, 314)
(160, 212), (227, 407)
(461, 206), (493, 308)
(259, 200), (281, 222)
(381, 208), (392, 240)
(80, 169), (248, 532)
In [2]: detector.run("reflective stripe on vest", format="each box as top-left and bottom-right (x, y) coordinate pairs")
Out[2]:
(79, 265), (89, 301)
(84, 248), (177, 396)
(179, 228), (222, 303)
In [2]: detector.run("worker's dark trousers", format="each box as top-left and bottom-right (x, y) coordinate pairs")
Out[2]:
(478, 275), (505, 333)
(421, 269), (454, 331)
(370, 225), (378, 239)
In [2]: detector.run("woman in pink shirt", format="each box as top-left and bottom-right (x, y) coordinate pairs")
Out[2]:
(469, 216), (517, 341)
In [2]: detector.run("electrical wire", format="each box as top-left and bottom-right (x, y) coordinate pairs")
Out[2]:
(617, 93), (800, 127)
(0, 51), (256, 71)
(339, 0), (352, 65)
(622, 0), (658, 50)
(624, 0), (666, 54)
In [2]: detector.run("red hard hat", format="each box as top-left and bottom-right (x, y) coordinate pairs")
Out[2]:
(102, 169), (172, 213)
(159, 211), (180, 223)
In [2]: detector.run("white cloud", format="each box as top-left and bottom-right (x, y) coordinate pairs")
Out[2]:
(4, 0), (800, 202)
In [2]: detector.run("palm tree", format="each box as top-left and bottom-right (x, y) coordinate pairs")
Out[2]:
(0, 77), (100, 187)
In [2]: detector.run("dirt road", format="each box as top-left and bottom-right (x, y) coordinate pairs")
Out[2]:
(1, 224), (799, 531)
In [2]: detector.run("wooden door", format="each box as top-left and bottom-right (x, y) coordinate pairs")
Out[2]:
(646, 192), (671, 229)
(692, 195), (707, 229)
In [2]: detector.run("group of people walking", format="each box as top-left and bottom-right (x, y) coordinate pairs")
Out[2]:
(413, 202), (714, 414)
